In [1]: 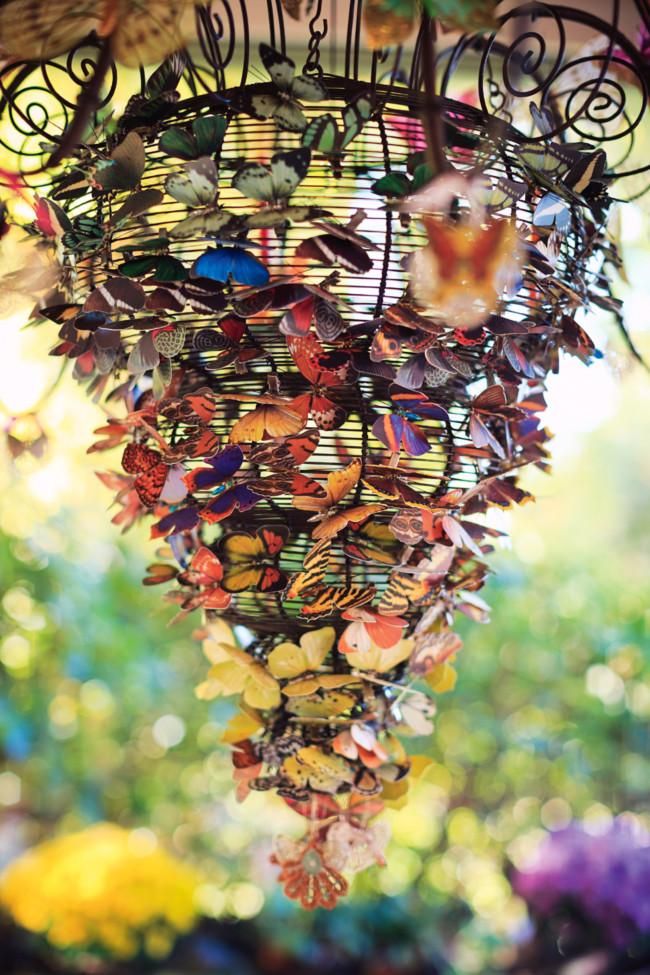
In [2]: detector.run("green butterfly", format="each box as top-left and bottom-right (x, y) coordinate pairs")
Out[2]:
(301, 92), (374, 156)
(62, 216), (106, 255)
(248, 43), (328, 133)
(94, 132), (145, 193)
(233, 147), (326, 228)
(119, 54), (187, 134)
(165, 157), (220, 207)
(372, 152), (433, 199)
(159, 115), (227, 160)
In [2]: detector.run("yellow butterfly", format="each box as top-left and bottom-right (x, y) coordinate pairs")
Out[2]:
(267, 626), (336, 679)
(196, 643), (280, 710)
(294, 458), (383, 541)
(0, 0), (195, 66)
(284, 690), (359, 719)
(282, 746), (355, 794)
(344, 639), (413, 674)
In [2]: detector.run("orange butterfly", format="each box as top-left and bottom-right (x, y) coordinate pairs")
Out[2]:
(247, 428), (320, 469)
(176, 545), (232, 613)
(294, 459), (384, 540)
(219, 392), (305, 443)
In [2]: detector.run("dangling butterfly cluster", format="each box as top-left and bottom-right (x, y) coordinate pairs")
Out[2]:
(22, 37), (612, 908)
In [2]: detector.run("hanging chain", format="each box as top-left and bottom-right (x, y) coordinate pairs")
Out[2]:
(303, 0), (328, 76)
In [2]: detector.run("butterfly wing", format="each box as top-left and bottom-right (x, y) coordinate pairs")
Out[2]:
(165, 157), (219, 206)
(270, 148), (311, 199)
(183, 444), (243, 493)
(233, 162), (275, 202)
(112, 0), (192, 67)
(290, 73), (329, 103)
(340, 93), (373, 149)
(302, 114), (339, 154)
(94, 132), (146, 192)
(200, 484), (261, 524)
(259, 42), (296, 91)
(0, 0), (100, 59)
(193, 247), (269, 286)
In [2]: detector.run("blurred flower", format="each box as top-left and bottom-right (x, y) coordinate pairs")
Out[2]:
(512, 818), (650, 948)
(0, 823), (203, 961)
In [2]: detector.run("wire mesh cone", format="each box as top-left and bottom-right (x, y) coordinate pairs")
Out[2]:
(0, 0), (647, 908)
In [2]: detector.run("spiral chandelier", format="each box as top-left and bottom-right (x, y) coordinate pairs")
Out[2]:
(0, 0), (648, 907)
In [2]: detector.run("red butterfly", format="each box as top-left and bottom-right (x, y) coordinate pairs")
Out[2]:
(121, 442), (187, 508)
(176, 546), (232, 613)
(287, 333), (355, 431)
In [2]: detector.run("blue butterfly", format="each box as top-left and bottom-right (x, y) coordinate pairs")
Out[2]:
(192, 246), (269, 286)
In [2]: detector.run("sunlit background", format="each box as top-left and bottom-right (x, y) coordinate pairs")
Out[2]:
(0, 89), (649, 975)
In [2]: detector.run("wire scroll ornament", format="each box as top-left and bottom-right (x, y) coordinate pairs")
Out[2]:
(0, 0), (648, 907)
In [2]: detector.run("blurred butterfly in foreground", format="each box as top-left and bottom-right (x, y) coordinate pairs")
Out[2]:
(363, 0), (496, 49)
(233, 148), (326, 229)
(0, 0), (195, 66)
(248, 43), (328, 132)
(220, 526), (288, 593)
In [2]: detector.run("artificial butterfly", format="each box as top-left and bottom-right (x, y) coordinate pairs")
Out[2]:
(248, 43), (328, 132)
(0, 0), (194, 65)
(301, 92), (374, 157)
(293, 459), (384, 541)
(233, 148), (322, 228)
(295, 213), (374, 274)
(118, 53), (187, 132)
(220, 526), (288, 593)
(176, 545), (232, 612)
(165, 156), (220, 207)
(159, 114), (227, 160)
(192, 246), (269, 286)
(287, 332), (354, 431)
(182, 446), (262, 525)
(377, 567), (436, 617)
(410, 216), (521, 331)
(469, 384), (523, 459)
(248, 429), (320, 470)
(372, 385), (449, 457)
(221, 391), (305, 443)
(122, 442), (187, 507)
(94, 132), (146, 192)
(183, 443), (244, 494)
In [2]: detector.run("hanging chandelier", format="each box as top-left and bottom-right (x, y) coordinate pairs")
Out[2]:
(0, 0), (648, 908)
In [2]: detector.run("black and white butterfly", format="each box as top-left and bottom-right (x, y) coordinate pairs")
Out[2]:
(247, 43), (328, 132)
(233, 148), (327, 228)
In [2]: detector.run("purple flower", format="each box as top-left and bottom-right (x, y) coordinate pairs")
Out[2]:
(512, 818), (650, 947)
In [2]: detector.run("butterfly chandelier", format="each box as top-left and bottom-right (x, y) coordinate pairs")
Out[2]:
(0, 0), (648, 908)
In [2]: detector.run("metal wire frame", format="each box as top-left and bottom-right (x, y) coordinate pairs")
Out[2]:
(0, 1), (648, 194)
(34, 69), (612, 639)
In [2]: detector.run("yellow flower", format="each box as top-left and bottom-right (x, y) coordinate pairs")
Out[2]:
(0, 823), (203, 961)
